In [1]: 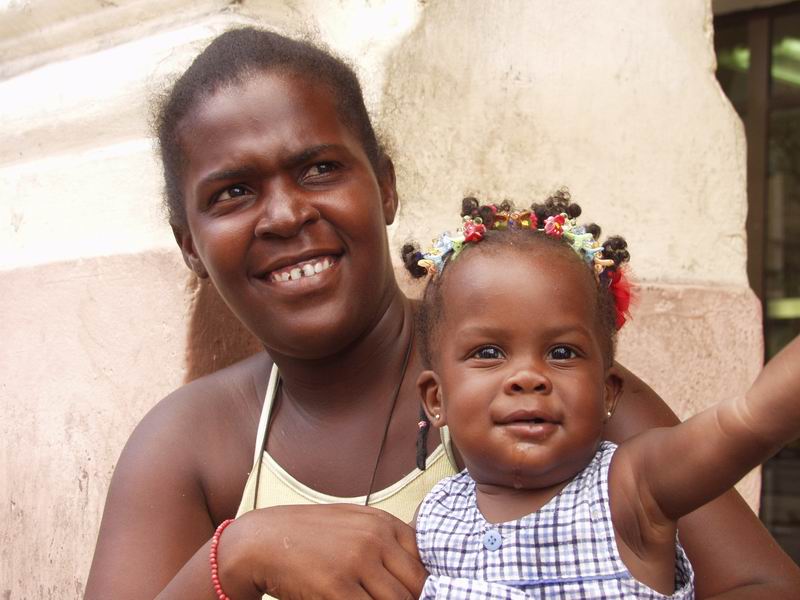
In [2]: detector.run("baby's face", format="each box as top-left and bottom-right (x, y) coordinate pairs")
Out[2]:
(421, 246), (616, 490)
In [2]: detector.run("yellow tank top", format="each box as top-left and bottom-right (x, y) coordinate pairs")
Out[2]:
(236, 365), (458, 599)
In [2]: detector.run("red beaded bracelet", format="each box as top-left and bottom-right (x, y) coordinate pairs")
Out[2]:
(209, 518), (235, 600)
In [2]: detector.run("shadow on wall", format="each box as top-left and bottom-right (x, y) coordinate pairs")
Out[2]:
(184, 276), (262, 382)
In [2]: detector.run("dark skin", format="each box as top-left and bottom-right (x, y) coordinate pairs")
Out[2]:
(85, 70), (800, 599)
(418, 247), (800, 595)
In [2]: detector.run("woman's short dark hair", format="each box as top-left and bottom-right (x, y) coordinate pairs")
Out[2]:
(154, 27), (383, 227)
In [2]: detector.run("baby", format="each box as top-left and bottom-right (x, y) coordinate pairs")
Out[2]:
(402, 191), (800, 599)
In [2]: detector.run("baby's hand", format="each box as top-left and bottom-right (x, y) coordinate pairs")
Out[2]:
(743, 334), (800, 448)
(749, 334), (800, 402)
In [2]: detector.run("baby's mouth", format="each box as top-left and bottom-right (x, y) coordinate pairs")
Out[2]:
(268, 255), (336, 282)
(498, 410), (559, 426)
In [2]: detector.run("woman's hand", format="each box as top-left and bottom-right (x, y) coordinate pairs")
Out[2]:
(220, 505), (428, 599)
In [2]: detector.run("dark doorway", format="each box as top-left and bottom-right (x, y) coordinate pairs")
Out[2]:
(715, 0), (800, 564)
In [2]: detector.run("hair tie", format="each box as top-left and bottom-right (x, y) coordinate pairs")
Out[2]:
(405, 190), (633, 330)
(418, 203), (622, 285)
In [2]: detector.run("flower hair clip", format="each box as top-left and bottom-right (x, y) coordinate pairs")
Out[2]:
(412, 216), (487, 275)
(416, 207), (614, 281)
(402, 190), (633, 330)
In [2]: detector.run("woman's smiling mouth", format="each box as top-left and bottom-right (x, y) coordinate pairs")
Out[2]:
(268, 255), (337, 282)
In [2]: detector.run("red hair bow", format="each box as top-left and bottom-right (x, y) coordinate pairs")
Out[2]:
(609, 269), (633, 330)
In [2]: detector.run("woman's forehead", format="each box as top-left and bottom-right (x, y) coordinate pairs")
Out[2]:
(182, 71), (344, 136)
(177, 71), (365, 176)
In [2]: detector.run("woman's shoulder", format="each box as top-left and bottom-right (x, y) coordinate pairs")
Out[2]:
(147, 351), (272, 428)
(119, 351), (273, 518)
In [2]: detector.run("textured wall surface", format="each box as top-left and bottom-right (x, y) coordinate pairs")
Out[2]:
(383, 0), (747, 286)
(615, 283), (763, 503)
(0, 251), (189, 597)
(0, 0), (763, 597)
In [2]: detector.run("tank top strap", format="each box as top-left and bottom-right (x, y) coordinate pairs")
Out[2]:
(251, 363), (459, 472)
(252, 363), (280, 467)
(241, 363), (460, 515)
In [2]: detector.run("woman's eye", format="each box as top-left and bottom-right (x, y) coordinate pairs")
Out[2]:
(303, 162), (339, 180)
(214, 185), (252, 203)
(472, 346), (505, 360)
(549, 346), (577, 361)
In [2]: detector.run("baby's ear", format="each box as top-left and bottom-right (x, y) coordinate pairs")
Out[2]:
(603, 372), (623, 422)
(417, 370), (447, 427)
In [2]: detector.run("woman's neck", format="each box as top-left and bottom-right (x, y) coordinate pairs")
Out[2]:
(267, 287), (416, 417)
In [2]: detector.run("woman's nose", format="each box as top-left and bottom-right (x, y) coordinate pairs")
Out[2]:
(503, 367), (552, 395)
(254, 181), (320, 238)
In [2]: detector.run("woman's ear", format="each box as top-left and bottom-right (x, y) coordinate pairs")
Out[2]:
(172, 225), (208, 279)
(603, 372), (623, 422)
(417, 369), (446, 427)
(377, 155), (399, 226)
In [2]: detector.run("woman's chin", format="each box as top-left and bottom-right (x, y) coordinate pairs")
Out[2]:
(255, 309), (378, 362)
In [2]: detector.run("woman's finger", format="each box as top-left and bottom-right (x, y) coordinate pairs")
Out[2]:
(381, 532), (428, 598)
(348, 583), (375, 600)
(391, 518), (422, 560)
(360, 569), (417, 600)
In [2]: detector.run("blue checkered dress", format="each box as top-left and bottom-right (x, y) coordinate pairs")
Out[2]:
(416, 442), (694, 599)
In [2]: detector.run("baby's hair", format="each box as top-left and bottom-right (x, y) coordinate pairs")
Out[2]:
(404, 191), (631, 469)
(154, 26), (384, 228)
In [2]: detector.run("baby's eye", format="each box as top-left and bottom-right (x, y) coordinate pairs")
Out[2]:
(214, 185), (253, 203)
(471, 346), (505, 360)
(548, 346), (577, 361)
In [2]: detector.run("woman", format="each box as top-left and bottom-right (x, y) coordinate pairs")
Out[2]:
(85, 28), (800, 599)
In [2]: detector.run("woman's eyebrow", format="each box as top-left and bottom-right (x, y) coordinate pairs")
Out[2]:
(198, 144), (348, 187)
(281, 143), (341, 169)
(200, 166), (258, 186)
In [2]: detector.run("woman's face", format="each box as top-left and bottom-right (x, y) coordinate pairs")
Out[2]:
(175, 71), (399, 359)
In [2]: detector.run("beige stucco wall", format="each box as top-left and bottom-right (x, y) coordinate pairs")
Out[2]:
(0, 0), (763, 597)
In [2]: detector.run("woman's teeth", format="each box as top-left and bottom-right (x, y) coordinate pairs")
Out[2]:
(270, 258), (333, 282)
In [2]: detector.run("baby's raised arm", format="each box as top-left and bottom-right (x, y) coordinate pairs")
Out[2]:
(613, 334), (800, 524)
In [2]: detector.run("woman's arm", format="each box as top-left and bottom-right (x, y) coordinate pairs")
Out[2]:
(605, 362), (800, 599)
(153, 504), (426, 600)
(85, 388), (230, 599)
